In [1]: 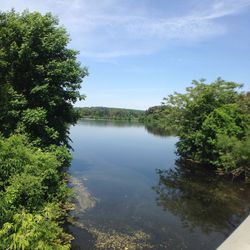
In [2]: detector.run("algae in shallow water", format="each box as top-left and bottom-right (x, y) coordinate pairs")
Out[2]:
(70, 177), (153, 249)
(70, 177), (98, 214)
(72, 220), (153, 250)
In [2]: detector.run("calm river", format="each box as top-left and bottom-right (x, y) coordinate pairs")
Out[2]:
(68, 119), (250, 250)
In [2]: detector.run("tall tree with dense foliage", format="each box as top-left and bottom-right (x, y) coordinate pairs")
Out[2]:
(0, 10), (87, 146)
(0, 10), (87, 248)
(159, 78), (250, 179)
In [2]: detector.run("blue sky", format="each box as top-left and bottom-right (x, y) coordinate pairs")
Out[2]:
(1, 0), (250, 110)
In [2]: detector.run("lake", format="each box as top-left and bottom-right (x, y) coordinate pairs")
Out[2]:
(68, 119), (250, 250)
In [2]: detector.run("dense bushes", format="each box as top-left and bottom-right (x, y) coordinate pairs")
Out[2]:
(0, 204), (72, 249)
(0, 135), (72, 249)
(146, 78), (250, 180)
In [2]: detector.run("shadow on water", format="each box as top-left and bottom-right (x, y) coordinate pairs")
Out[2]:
(153, 158), (250, 236)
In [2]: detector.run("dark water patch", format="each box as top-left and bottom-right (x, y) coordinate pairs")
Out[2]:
(68, 224), (96, 250)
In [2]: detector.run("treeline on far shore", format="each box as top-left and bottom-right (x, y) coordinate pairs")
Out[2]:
(75, 106), (145, 121)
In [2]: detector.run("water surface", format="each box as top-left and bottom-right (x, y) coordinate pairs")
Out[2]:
(68, 120), (250, 250)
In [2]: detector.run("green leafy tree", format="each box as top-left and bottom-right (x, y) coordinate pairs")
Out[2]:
(162, 78), (242, 160)
(0, 10), (88, 146)
(160, 78), (249, 179)
(0, 10), (83, 246)
(213, 92), (250, 178)
(201, 104), (244, 162)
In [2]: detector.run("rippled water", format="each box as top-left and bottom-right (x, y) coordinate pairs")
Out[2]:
(68, 119), (250, 250)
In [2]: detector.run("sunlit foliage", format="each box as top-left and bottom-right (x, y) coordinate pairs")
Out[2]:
(148, 78), (250, 179)
(0, 135), (72, 248)
(0, 9), (85, 247)
(0, 10), (87, 146)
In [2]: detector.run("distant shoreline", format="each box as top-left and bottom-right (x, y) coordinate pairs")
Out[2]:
(75, 107), (145, 122)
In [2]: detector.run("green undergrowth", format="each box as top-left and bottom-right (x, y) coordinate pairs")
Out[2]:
(0, 134), (73, 249)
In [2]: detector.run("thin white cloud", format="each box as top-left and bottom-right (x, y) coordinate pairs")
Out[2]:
(204, 0), (250, 19)
(1, 0), (250, 59)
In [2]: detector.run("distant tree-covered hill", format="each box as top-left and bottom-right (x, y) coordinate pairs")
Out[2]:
(75, 107), (145, 121)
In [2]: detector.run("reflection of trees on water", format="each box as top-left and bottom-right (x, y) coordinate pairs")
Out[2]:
(153, 159), (250, 235)
(78, 119), (143, 127)
(144, 123), (176, 137)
